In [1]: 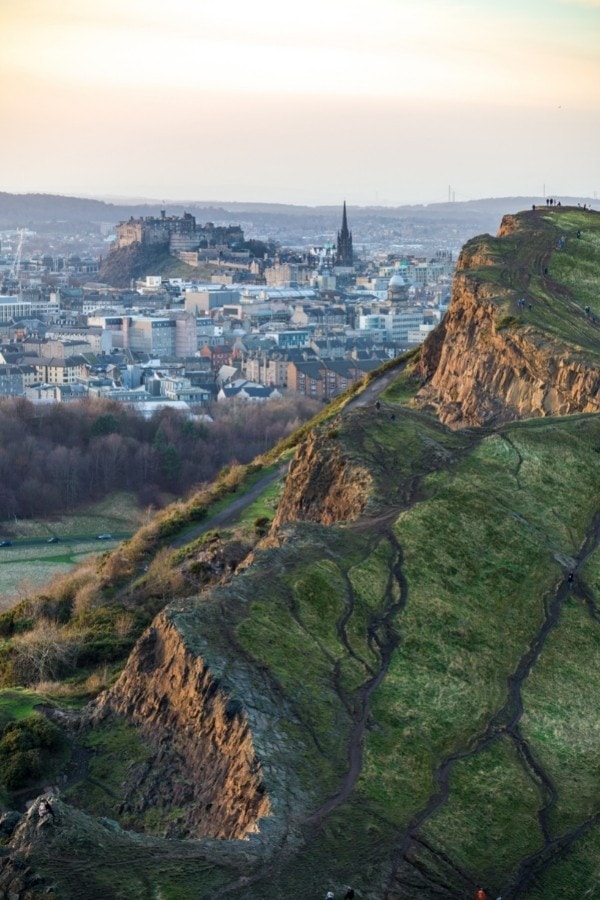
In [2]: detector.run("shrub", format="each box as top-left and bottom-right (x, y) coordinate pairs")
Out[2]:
(254, 516), (271, 537)
(10, 621), (81, 685)
(495, 314), (520, 331)
(0, 714), (66, 790)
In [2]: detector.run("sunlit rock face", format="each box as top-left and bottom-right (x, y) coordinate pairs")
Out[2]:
(416, 214), (600, 428)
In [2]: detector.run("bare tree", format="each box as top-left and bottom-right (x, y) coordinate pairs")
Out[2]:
(11, 621), (80, 685)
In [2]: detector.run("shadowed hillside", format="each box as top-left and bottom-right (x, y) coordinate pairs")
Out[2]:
(2, 207), (600, 899)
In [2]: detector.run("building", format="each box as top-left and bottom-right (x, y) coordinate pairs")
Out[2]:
(0, 295), (32, 322)
(336, 202), (353, 267)
(184, 289), (241, 315)
(288, 358), (367, 400)
(387, 270), (410, 304)
(198, 344), (232, 373)
(264, 330), (310, 351)
(114, 212), (245, 255)
(115, 211), (197, 249)
(264, 263), (309, 287)
(34, 356), (88, 385)
(127, 318), (176, 356)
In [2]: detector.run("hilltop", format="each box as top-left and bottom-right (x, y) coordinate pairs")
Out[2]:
(1, 206), (600, 899)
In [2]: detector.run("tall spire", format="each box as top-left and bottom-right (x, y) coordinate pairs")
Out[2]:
(336, 201), (353, 266)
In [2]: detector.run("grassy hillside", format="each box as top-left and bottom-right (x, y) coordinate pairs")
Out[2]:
(8, 404), (600, 899)
(468, 206), (600, 359)
(2, 207), (600, 898)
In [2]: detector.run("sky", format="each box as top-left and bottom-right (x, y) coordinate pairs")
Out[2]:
(0, 0), (599, 207)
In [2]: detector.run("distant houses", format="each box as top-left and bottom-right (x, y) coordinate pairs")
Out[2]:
(0, 204), (453, 412)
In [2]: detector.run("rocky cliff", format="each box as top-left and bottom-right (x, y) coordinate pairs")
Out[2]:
(87, 611), (270, 840)
(416, 206), (600, 427)
(272, 427), (372, 528)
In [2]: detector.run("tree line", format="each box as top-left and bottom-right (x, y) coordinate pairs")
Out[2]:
(0, 395), (320, 521)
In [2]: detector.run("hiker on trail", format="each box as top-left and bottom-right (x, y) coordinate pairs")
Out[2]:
(344, 889), (355, 900)
(568, 571), (575, 590)
(375, 401), (381, 411)
(326, 892), (335, 899)
(476, 888), (487, 900)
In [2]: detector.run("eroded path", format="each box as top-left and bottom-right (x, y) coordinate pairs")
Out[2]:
(384, 512), (600, 899)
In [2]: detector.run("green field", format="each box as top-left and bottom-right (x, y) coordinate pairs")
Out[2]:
(0, 493), (142, 606)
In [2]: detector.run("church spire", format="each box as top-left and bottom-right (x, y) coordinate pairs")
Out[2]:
(336, 201), (353, 266)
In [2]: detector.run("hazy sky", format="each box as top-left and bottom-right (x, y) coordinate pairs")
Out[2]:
(1, 0), (599, 206)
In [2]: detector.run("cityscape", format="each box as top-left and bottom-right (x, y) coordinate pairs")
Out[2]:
(0, 201), (457, 412)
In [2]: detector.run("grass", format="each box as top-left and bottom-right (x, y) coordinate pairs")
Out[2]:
(422, 737), (543, 892)
(521, 594), (600, 835)
(0, 545), (114, 609)
(522, 824), (600, 899)
(3, 492), (142, 541)
(65, 717), (152, 821)
(0, 492), (144, 605)
(229, 408), (600, 892)
(0, 686), (48, 729)
(236, 480), (282, 528)
(7, 209), (600, 897)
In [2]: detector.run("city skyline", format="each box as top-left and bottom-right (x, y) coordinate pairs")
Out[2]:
(1, 0), (599, 207)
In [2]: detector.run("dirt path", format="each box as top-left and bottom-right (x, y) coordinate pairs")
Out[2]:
(306, 525), (407, 826)
(170, 361), (407, 551)
(384, 512), (600, 899)
(169, 464), (285, 549)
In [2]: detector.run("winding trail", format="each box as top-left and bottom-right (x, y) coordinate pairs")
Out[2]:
(306, 526), (407, 826)
(384, 512), (600, 899)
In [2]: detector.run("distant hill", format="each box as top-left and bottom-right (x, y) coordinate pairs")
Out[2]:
(1, 189), (596, 233)
(97, 241), (201, 287)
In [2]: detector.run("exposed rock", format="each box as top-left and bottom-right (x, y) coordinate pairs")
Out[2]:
(272, 427), (372, 527)
(416, 211), (600, 427)
(87, 613), (270, 840)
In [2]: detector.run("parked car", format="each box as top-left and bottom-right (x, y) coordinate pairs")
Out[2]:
(0, 540), (12, 547)
(47, 536), (60, 543)
(96, 533), (113, 540)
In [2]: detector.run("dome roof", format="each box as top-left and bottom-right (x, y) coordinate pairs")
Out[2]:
(388, 272), (406, 288)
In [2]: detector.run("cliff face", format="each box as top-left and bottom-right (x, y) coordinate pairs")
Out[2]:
(89, 611), (270, 840)
(272, 428), (372, 528)
(416, 209), (600, 427)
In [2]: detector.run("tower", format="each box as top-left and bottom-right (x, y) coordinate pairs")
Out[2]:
(336, 201), (353, 267)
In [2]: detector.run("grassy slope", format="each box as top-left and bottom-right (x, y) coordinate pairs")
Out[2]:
(9, 207), (600, 898)
(29, 407), (600, 899)
(467, 207), (600, 361)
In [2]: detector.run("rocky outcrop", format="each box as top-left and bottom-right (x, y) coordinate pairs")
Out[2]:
(416, 214), (600, 428)
(272, 428), (372, 528)
(88, 613), (270, 841)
